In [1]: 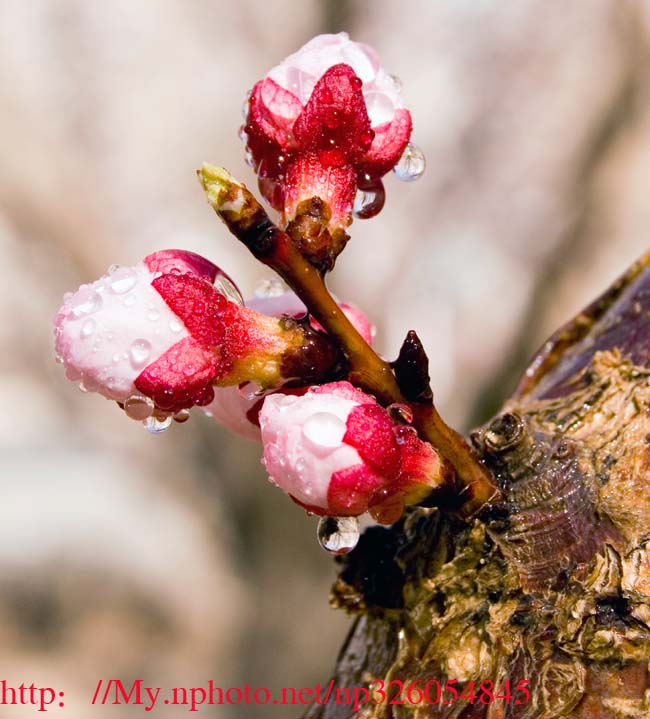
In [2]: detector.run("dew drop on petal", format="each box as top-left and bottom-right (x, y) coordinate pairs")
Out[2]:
(80, 318), (96, 338)
(123, 394), (155, 420)
(241, 89), (252, 119)
(143, 415), (172, 434)
(108, 267), (137, 294)
(70, 288), (102, 317)
(129, 339), (152, 369)
(317, 516), (360, 555)
(393, 142), (426, 182)
(389, 74), (403, 91)
(215, 275), (244, 306)
(245, 147), (255, 167)
(124, 294), (137, 307)
(388, 403), (414, 425)
(353, 180), (385, 219)
(254, 277), (287, 298)
(147, 308), (160, 321)
(238, 124), (247, 142)
(169, 317), (184, 333)
(302, 412), (346, 448)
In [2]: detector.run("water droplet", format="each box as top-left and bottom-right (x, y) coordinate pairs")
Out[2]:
(78, 376), (98, 393)
(388, 403), (413, 425)
(241, 89), (252, 119)
(70, 289), (102, 317)
(353, 180), (385, 219)
(112, 352), (121, 363)
(369, 490), (405, 525)
(302, 412), (346, 448)
(108, 267), (137, 294)
(173, 409), (190, 423)
(215, 275), (244, 306)
(238, 124), (247, 142)
(123, 394), (155, 420)
(124, 294), (136, 307)
(254, 277), (287, 298)
(393, 142), (426, 182)
(350, 76), (363, 90)
(129, 339), (152, 369)
(245, 147), (255, 167)
(143, 415), (172, 434)
(147, 308), (160, 321)
(107, 264), (120, 275)
(389, 74), (402, 91)
(80, 318), (96, 338)
(65, 366), (82, 381)
(169, 317), (184, 333)
(317, 516), (360, 555)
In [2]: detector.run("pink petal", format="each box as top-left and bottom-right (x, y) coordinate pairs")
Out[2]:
(328, 463), (387, 515)
(134, 336), (218, 412)
(343, 404), (401, 479)
(360, 108), (412, 178)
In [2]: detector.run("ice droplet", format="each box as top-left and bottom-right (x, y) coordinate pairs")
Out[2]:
(129, 339), (152, 369)
(353, 180), (385, 219)
(108, 267), (137, 294)
(123, 394), (155, 421)
(215, 275), (244, 306)
(143, 415), (172, 434)
(302, 412), (346, 448)
(80, 318), (96, 338)
(393, 142), (426, 182)
(317, 516), (360, 555)
(70, 289), (102, 317)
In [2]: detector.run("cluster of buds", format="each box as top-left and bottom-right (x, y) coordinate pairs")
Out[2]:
(54, 34), (494, 553)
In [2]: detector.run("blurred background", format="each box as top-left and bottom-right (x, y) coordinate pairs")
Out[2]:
(1, 0), (650, 716)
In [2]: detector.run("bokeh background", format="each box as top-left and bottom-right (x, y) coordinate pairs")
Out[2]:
(1, 1), (650, 716)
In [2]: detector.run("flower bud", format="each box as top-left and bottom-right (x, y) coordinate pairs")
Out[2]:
(204, 291), (374, 440)
(54, 251), (335, 417)
(243, 32), (413, 253)
(259, 381), (444, 521)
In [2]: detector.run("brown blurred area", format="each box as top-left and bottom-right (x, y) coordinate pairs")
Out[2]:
(0, 1), (649, 717)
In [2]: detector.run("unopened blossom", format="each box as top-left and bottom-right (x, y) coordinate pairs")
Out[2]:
(243, 33), (414, 255)
(54, 250), (335, 418)
(259, 381), (444, 522)
(204, 290), (374, 440)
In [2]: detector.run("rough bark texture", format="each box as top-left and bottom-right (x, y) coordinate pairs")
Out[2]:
(307, 252), (650, 718)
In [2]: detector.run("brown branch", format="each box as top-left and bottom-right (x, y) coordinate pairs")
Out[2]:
(198, 164), (501, 518)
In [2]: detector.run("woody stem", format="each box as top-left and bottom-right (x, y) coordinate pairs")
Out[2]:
(198, 164), (501, 517)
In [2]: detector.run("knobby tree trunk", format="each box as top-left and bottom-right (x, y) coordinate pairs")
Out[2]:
(306, 252), (650, 719)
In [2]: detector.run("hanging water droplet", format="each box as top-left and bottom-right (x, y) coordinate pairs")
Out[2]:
(254, 277), (287, 298)
(78, 376), (98, 393)
(70, 289), (102, 317)
(215, 275), (244, 306)
(129, 339), (152, 369)
(169, 317), (184, 333)
(143, 415), (172, 434)
(393, 142), (426, 182)
(173, 409), (190, 423)
(317, 516), (360, 555)
(123, 394), (155, 420)
(80, 318), (96, 339)
(107, 264), (120, 275)
(108, 267), (137, 294)
(353, 180), (385, 219)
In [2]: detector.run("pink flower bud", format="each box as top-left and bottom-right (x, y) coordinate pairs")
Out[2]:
(204, 291), (374, 440)
(54, 250), (290, 416)
(243, 33), (412, 227)
(259, 381), (443, 521)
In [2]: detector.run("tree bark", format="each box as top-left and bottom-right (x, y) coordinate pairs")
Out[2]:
(306, 251), (650, 718)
